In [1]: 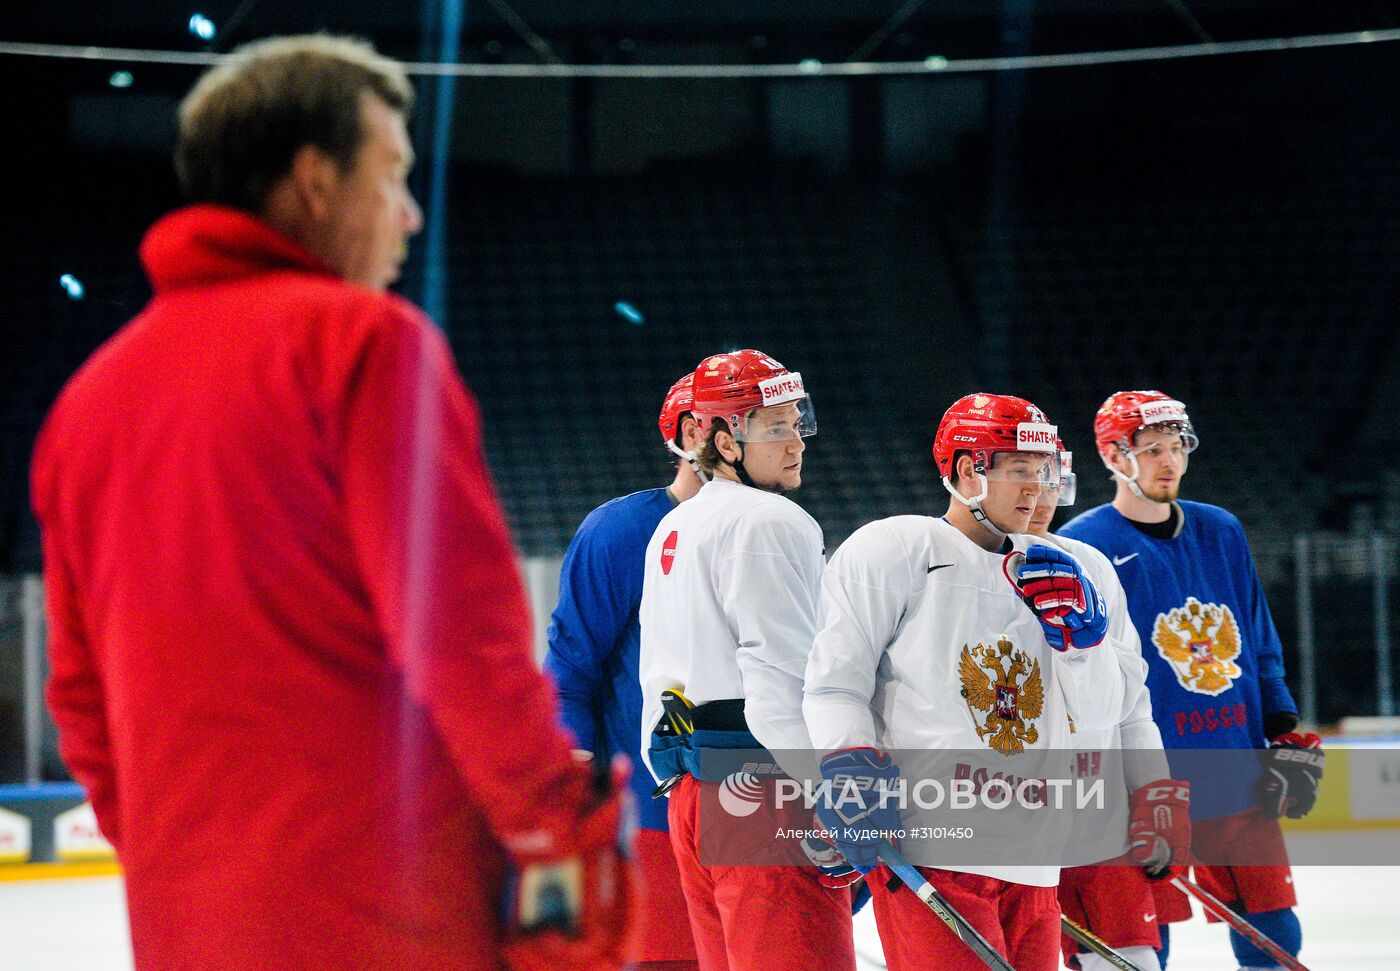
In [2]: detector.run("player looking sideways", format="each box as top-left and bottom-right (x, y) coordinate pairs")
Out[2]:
(1026, 445), (1184, 971)
(638, 349), (857, 971)
(32, 35), (631, 971)
(544, 372), (705, 970)
(1060, 391), (1323, 971)
(804, 394), (1139, 971)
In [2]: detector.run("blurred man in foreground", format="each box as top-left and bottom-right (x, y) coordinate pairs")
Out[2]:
(33, 34), (631, 971)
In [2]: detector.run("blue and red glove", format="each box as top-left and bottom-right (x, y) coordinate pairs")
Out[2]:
(800, 827), (864, 889)
(1260, 732), (1325, 819)
(815, 748), (902, 873)
(1005, 544), (1108, 651)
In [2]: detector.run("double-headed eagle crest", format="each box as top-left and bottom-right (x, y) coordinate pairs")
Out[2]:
(959, 637), (1044, 756)
(1152, 596), (1243, 696)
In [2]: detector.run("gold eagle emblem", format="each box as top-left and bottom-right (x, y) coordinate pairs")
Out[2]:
(1152, 597), (1243, 696)
(958, 637), (1044, 756)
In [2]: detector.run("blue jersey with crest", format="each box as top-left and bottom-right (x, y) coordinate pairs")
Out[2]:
(544, 487), (674, 832)
(1059, 500), (1297, 818)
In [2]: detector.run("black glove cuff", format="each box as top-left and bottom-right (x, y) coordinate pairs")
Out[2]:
(1264, 710), (1299, 742)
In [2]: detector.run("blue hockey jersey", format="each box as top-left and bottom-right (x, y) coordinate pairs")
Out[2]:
(544, 487), (675, 832)
(1060, 500), (1298, 818)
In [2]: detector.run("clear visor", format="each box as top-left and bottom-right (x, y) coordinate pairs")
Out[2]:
(1131, 433), (1193, 469)
(1034, 453), (1077, 507)
(981, 450), (1062, 490)
(1135, 421), (1199, 455)
(730, 397), (817, 443)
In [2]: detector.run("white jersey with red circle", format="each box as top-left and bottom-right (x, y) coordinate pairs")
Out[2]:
(639, 477), (825, 784)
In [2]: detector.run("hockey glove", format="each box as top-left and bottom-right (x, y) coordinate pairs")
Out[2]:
(1005, 544), (1109, 651)
(1127, 779), (1191, 880)
(502, 756), (637, 971)
(1260, 732), (1325, 820)
(800, 825), (864, 890)
(815, 748), (902, 873)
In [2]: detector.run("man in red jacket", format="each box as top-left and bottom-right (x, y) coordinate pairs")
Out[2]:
(31, 35), (632, 971)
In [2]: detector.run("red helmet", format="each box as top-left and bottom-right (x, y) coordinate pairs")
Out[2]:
(658, 372), (695, 444)
(933, 393), (1058, 478)
(1094, 390), (1199, 457)
(691, 349), (814, 440)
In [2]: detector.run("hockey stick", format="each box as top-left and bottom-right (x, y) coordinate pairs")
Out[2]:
(1170, 875), (1309, 971)
(1060, 915), (1148, 971)
(875, 841), (1016, 971)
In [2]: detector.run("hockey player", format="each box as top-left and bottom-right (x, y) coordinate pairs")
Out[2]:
(32, 36), (631, 971)
(638, 349), (857, 971)
(1025, 447), (1184, 971)
(804, 393), (1168, 971)
(544, 372), (704, 971)
(1060, 391), (1324, 971)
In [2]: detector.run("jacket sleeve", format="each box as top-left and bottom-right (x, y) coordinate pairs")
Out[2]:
(542, 512), (635, 754)
(338, 301), (590, 856)
(804, 522), (913, 753)
(719, 505), (824, 774)
(35, 513), (122, 849)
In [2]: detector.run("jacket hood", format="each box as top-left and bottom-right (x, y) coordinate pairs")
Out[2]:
(140, 204), (335, 293)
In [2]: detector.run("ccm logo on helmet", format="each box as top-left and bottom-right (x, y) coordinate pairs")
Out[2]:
(660, 530), (679, 575)
(1015, 422), (1058, 452)
(1138, 400), (1188, 425)
(757, 372), (805, 406)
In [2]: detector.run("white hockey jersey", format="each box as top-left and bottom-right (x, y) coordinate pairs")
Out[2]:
(639, 477), (824, 784)
(804, 515), (1141, 886)
(1038, 531), (1167, 865)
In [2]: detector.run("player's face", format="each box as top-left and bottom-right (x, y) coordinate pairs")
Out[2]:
(1027, 485), (1059, 535)
(320, 94), (423, 290)
(1129, 427), (1189, 502)
(737, 402), (806, 492)
(981, 452), (1048, 533)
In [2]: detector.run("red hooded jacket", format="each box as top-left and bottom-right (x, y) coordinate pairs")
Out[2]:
(32, 205), (593, 969)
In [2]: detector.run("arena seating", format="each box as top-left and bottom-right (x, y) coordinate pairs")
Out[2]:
(5, 139), (1396, 584)
(938, 126), (1400, 582)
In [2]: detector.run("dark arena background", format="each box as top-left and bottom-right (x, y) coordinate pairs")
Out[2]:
(0, 2), (1397, 966)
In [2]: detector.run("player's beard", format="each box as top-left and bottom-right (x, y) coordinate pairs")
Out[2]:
(754, 478), (796, 495)
(1142, 479), (1180, 503)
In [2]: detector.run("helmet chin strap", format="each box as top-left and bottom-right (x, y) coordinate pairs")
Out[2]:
(731, 442), (760, 490)
(667, 440), (709, 483)
(1106, 448), (1163, 503)
(942, 473), (1008, 539)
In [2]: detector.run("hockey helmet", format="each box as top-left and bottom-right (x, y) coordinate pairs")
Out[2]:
(1094, 390), (1199, 458)
(691, 349), (815, 442)
(658, 372), (695, 445)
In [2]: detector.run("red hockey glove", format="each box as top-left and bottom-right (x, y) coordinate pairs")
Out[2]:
(502, 757), (637, 971)
(1128, 779), (1191, 880)
(1260, 732), (1325, 819)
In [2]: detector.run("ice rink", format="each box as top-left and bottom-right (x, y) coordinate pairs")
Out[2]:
(3, 862), (1395, 970)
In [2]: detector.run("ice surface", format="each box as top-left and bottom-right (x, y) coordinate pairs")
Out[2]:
(2, 859), (1395, 969)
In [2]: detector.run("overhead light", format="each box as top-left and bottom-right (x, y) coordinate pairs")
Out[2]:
(188, 13), (217, 42)
(614, 301), (645, 325)
(59, 274), (86, 301)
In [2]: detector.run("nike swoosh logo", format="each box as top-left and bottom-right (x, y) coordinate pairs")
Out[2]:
(928, 563), (954, 573)
(1112, 553), (1140, 565)
(1144, 913), (1157, 922)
